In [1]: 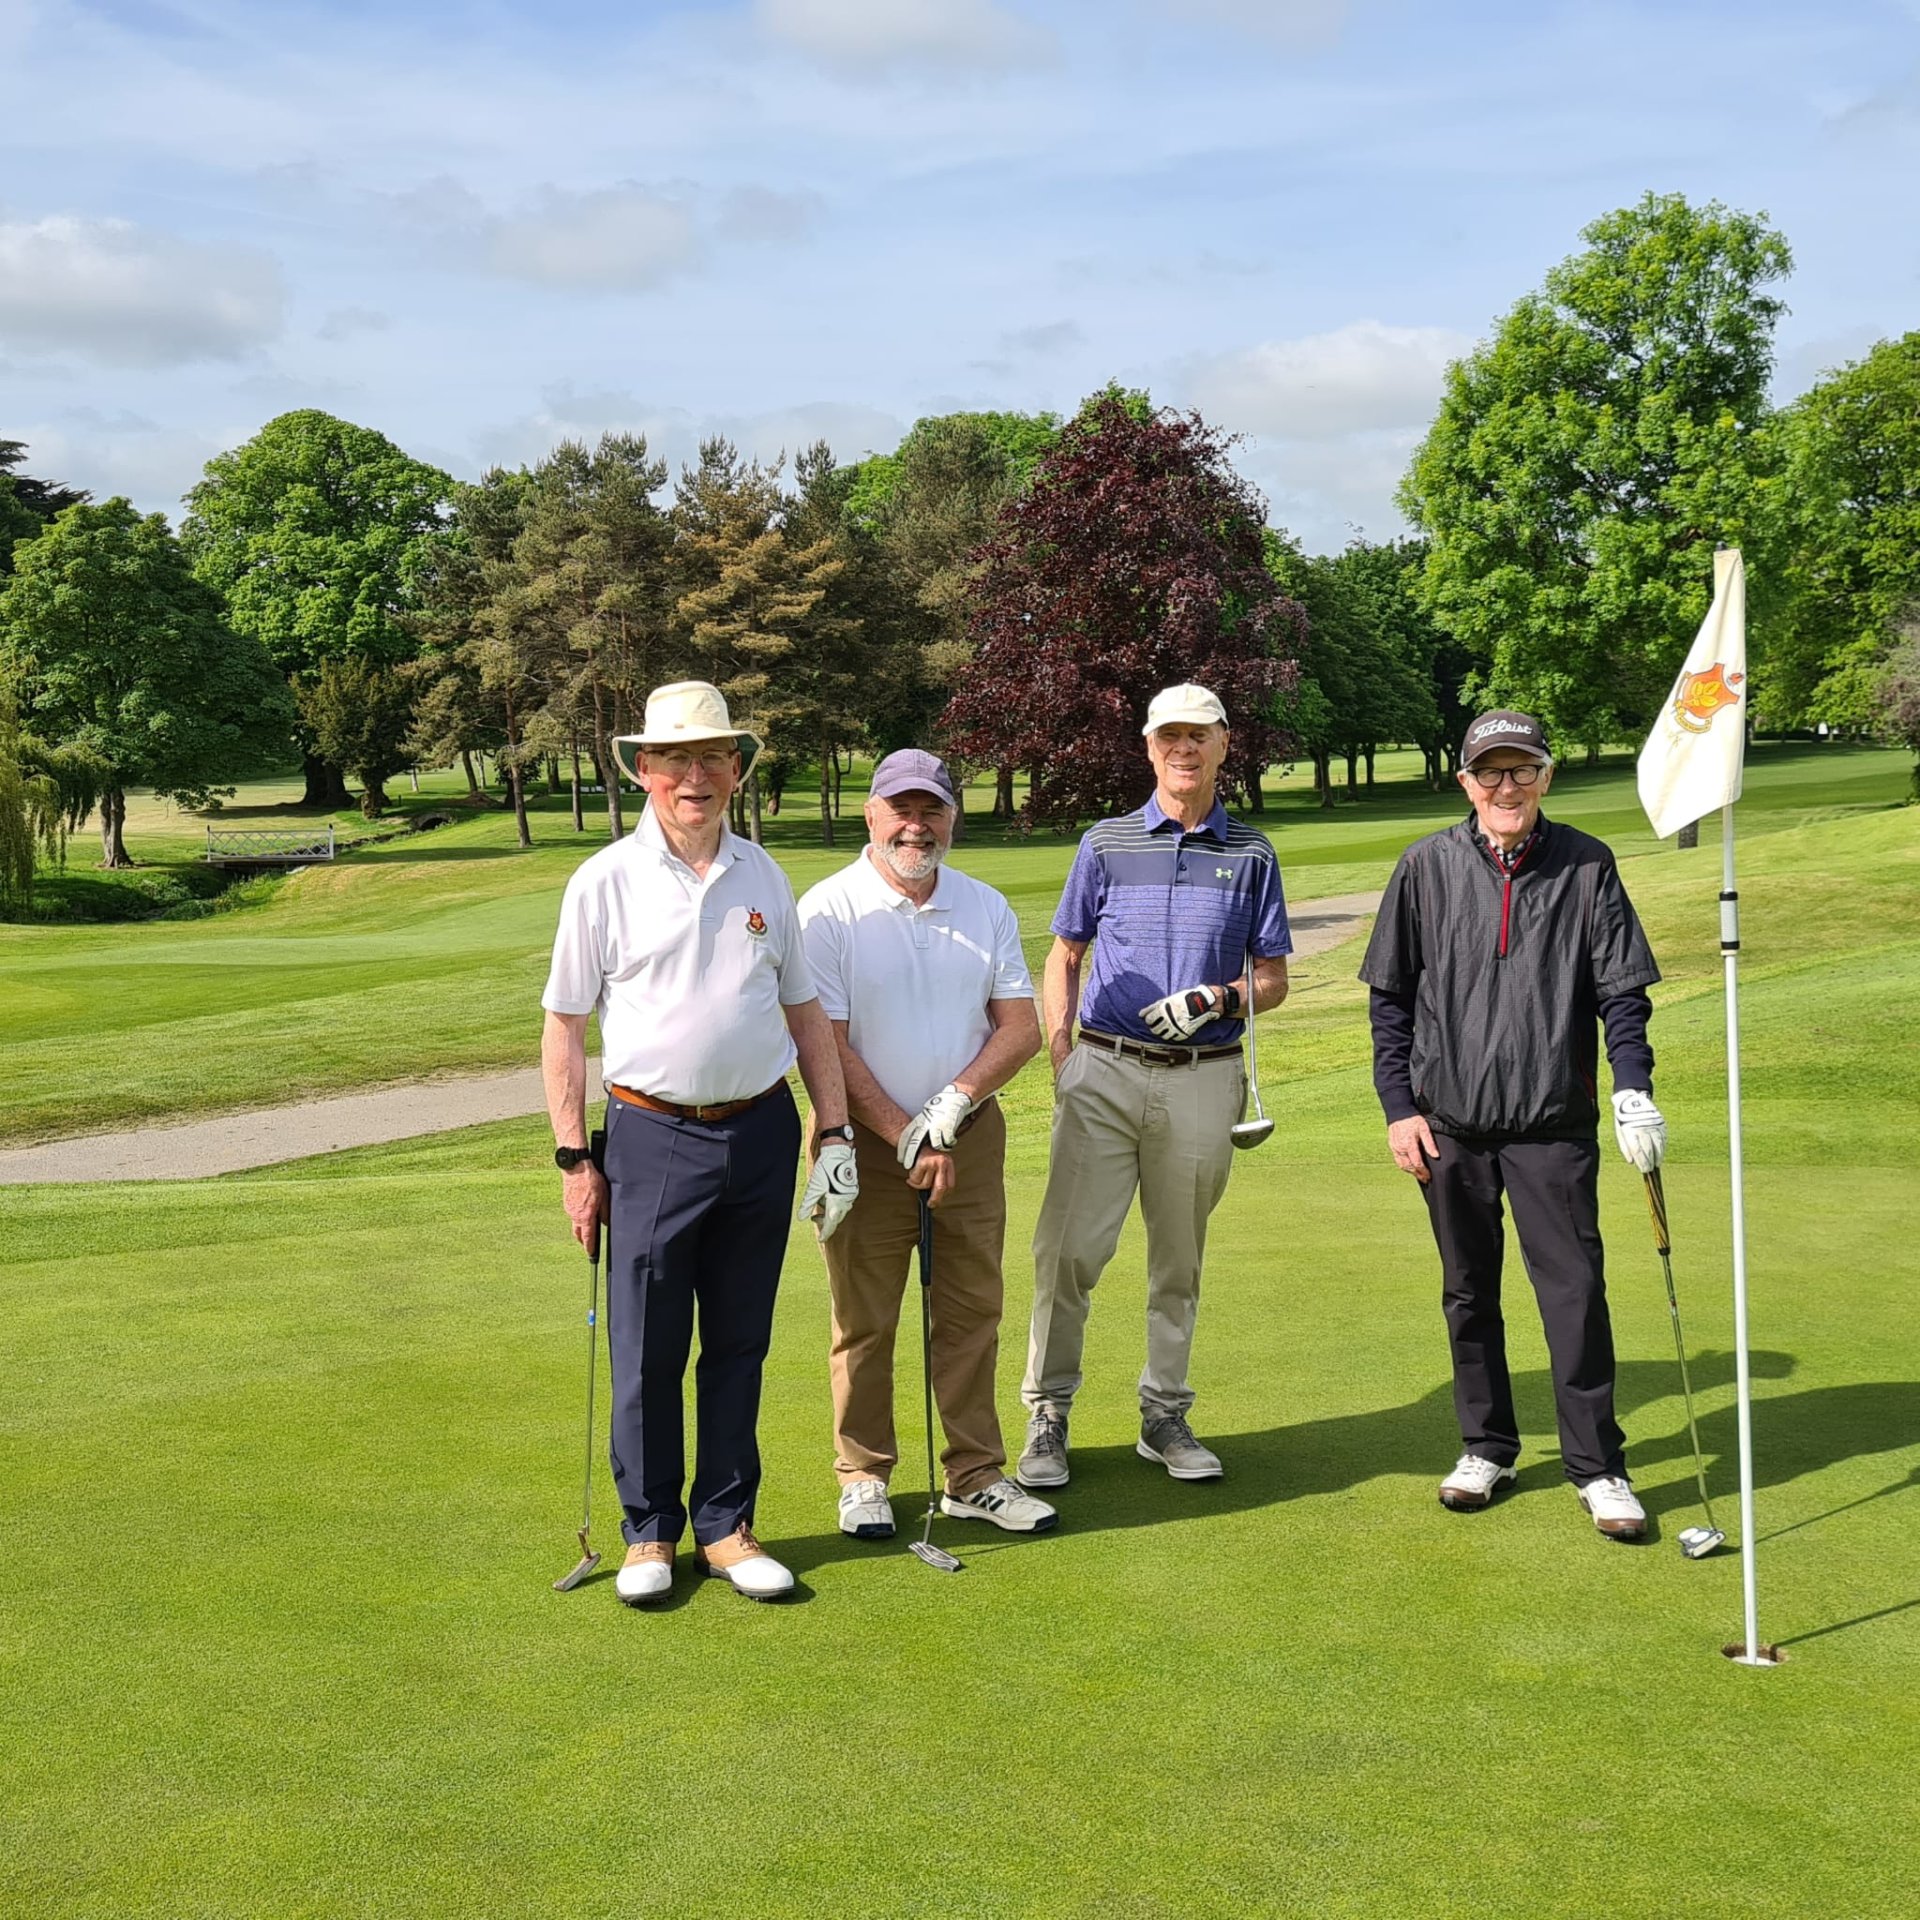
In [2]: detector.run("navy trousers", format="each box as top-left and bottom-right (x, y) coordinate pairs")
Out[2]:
(603, 1084), (801, 1547)
(1420, 1132), (1627, 1484)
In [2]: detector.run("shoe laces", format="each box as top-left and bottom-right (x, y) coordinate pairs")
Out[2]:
(1586, 1476), (1634, 1502)
(1028, 1416), (1066, 1456)
(1156, 1413), (1200, 1449)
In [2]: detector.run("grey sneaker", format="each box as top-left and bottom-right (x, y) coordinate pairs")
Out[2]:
(1138, 1412), (1223, 1480)
(1016, 1411), (1070, 1488)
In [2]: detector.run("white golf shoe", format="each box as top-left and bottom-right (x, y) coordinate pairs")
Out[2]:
(837, 1478), (896, 1540)
(615, 1540), (674, 1606)
(1439, 1453), (1517, 1511)
(940, 1477), (1060, 1532)
(696, 1523), (795, 1599)
(1576, 1475), (1648, 1541)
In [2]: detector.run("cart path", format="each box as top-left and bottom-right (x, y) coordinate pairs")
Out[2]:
(0, 889), (1381, 1186)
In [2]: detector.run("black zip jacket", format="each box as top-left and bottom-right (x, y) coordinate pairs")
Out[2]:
(1358, 814), (1661, 1140)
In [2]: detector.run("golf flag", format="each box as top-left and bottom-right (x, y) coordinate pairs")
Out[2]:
(1637, 548), (1748, 839)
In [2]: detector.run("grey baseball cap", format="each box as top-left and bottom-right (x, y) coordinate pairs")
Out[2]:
(1461, 710), (1551, 766)
(870, 748), (957, 806)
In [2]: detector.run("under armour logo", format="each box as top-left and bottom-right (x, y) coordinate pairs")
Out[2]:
(1216, 866), (1233, 879)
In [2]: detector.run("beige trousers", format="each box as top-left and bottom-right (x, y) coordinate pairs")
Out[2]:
(1023, 1041), (1244, 1421)
(823, 1103), (1009, 1496)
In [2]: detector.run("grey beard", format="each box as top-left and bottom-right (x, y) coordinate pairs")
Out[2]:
(876, 840), (945, 884)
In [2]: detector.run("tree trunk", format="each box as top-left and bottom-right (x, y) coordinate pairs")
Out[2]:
(300, 752), (331, 808)
(1344, 749), (1359, 797)
(569, 737), (584, 833)
(98, 787), (132, 867)
(508, 763), (532, 849)
(460, 748), (481, 798)
(995, 764), (1015, 818)
(819, 728), (835, 848)
(747, 768), (765, 844)
(1364, 747), (1376, 792)
(545, 757), (561, 796)
(1585, 743), (1601, 768)
(1314, 751), (1335, 810)
(1243, 766), (1264, 814)
(360, 778), (387, 818)
(591, 672), (624, 841)
(409, 770), (419, 792)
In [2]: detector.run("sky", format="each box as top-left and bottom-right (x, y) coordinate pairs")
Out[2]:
(2, 0), (1917, 550)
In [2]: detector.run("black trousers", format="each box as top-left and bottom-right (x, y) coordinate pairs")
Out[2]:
(1420, 1132), (1626, 1484)
(604, 1084), (802, 1547)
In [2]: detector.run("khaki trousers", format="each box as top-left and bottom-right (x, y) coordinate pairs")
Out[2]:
(824, 1102), (1009, 1496)
(1023, 1041), (1244, 1421)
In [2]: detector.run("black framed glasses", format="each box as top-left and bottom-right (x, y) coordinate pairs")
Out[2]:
(1468, 763), (1544, 789)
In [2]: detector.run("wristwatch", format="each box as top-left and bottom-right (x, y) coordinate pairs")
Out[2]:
(554, 1144), (595, 1172)
(1221, 983), (1245, 1018)
(813, 1122), (855, 1149)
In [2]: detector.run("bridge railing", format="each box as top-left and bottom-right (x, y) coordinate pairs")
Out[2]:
(203, 826), (337, 864)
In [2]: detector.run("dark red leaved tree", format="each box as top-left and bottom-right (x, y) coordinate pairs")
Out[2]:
(939, 393), (1303, 825)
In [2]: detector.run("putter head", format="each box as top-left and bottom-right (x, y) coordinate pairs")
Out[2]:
(552, 1527), (601, 1592)
(1678, 1525), (1725, 1561)
(1230, 1117), (1275, 1151)
(908, 1539), (963, 1574)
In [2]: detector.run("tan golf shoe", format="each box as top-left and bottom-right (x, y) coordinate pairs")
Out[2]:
(694, 1524), (794, 1600)
(615, 1540), (674, 1606)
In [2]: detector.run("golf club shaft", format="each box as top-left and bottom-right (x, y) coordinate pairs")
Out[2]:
(1242, 948), (1267, 1122)
(1644, 1172), (1716, 1530)
(579, 1125), (607, 1537)
(917, 1191), (938, 1538)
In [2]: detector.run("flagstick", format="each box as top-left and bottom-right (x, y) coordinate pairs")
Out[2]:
(1720, 803), (1776, 1665)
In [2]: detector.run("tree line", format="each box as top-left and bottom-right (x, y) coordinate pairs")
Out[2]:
(5, 190), (1920, 900)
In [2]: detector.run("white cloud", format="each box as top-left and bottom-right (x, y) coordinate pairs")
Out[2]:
(0, 214), (283, 367)
(755, 0), (1055, 77)
(1183, 320), (1472, 441)
(1166, 0), (1349, 49)
(13, 416), (227, 517)
(717, 185), (826, 244)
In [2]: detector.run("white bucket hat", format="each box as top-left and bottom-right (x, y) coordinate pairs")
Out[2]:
(611, 680), (763, 786)
(1142, 683), (1228, 734)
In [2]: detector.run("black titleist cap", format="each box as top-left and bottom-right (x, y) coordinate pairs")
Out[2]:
(1461, 710), (1551, 767)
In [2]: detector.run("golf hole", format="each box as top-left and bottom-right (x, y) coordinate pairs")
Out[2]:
(1721, 1643), (1786, 1665)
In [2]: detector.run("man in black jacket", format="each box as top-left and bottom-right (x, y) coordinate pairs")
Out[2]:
(1359, 711), (1669, 1541)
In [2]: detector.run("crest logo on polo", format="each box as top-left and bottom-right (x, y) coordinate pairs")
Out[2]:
(745, 908), (768, 938)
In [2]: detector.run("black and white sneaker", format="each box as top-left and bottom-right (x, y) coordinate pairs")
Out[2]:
(940, 1477), (1059, 1532)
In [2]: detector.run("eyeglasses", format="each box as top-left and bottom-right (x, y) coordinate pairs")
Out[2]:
(1468, 763), (1545, 789)
(649, 748), (737, 779)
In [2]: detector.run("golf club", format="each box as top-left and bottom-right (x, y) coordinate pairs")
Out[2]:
(908, 1190), (963, 1573)
(1642, 1168), (1725, 1560)
(1230, 950), (1274, 1150)
(553, 1127), (607, 1592)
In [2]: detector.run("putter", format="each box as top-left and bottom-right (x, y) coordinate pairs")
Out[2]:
(908, 1190), (963, 1573)
(553, 1128), (607, 1592)
(1643, 1168), (1725, 1560)
(1230, 951), (1274, 1150)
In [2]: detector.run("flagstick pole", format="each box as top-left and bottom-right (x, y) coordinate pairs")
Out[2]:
(1720, 801), (1773, 1665)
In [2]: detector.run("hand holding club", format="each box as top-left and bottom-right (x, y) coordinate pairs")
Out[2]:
(896, 1083), (973, 1168)
(1612, 1088), (1667, 1172)
(800, 1140), (859, 1242)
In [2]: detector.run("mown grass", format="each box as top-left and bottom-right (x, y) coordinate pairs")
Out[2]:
(0, 742), (1908, 1146)
(1, 775), (1916, 1916)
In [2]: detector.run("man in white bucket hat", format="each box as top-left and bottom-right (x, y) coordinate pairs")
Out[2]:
(541, 680), (857, 1605)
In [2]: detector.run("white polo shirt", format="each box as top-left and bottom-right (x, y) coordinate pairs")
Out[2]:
(798, 850), (1033, 1115)
(542, 807), (816, 1104)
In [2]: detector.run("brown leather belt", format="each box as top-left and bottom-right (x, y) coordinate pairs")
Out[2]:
(1078, 1029), (1241, 1069)
(609, 1080), (784, 1123)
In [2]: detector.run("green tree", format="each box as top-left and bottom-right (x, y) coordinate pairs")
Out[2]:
(297, 657), (418, 817)
(1, 440), (88, 576)
(0, 500), (292, 865)
(181, 411), (451, 806)
(1400, 193), (1791, 755)
(1768, 333), (1920, 729)
(1872, 623), (1920, 796)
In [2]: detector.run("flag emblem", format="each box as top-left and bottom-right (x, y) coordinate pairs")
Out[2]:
(745, 908), (767, 938)
(1673, 663), (1744, 735)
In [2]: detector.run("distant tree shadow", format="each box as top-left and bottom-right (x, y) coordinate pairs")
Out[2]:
(771, 1349), (1920, 1577)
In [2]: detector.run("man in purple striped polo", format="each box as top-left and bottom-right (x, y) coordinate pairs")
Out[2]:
(1016, 684), (1292, 1488)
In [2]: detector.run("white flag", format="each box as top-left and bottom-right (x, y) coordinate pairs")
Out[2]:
(1637, 547), (1748, 839)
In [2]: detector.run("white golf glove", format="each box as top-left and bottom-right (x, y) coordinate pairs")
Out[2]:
(1612, 1089), (1667, 1173)
(800, 1141), (859, 1242)
(1139, 985), (1220, 1042)
(896, 1084), (974, 1169)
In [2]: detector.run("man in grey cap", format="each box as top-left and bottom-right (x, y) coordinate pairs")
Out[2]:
(797, 749), (1056, 1540)
(1358, 709), (1669, 1541)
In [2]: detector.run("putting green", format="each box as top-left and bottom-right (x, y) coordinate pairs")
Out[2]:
(4, 772), (1918, 1914)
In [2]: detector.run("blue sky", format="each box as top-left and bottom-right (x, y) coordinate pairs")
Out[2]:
(2, 0), (1916, 548)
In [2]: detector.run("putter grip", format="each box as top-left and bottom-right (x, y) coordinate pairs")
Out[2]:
(587, 1128), (607, 1263)
(1643, 1169), (1671, 1255)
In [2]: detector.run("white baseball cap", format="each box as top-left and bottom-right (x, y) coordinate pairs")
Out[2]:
(1142, 683), (1228, 734)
